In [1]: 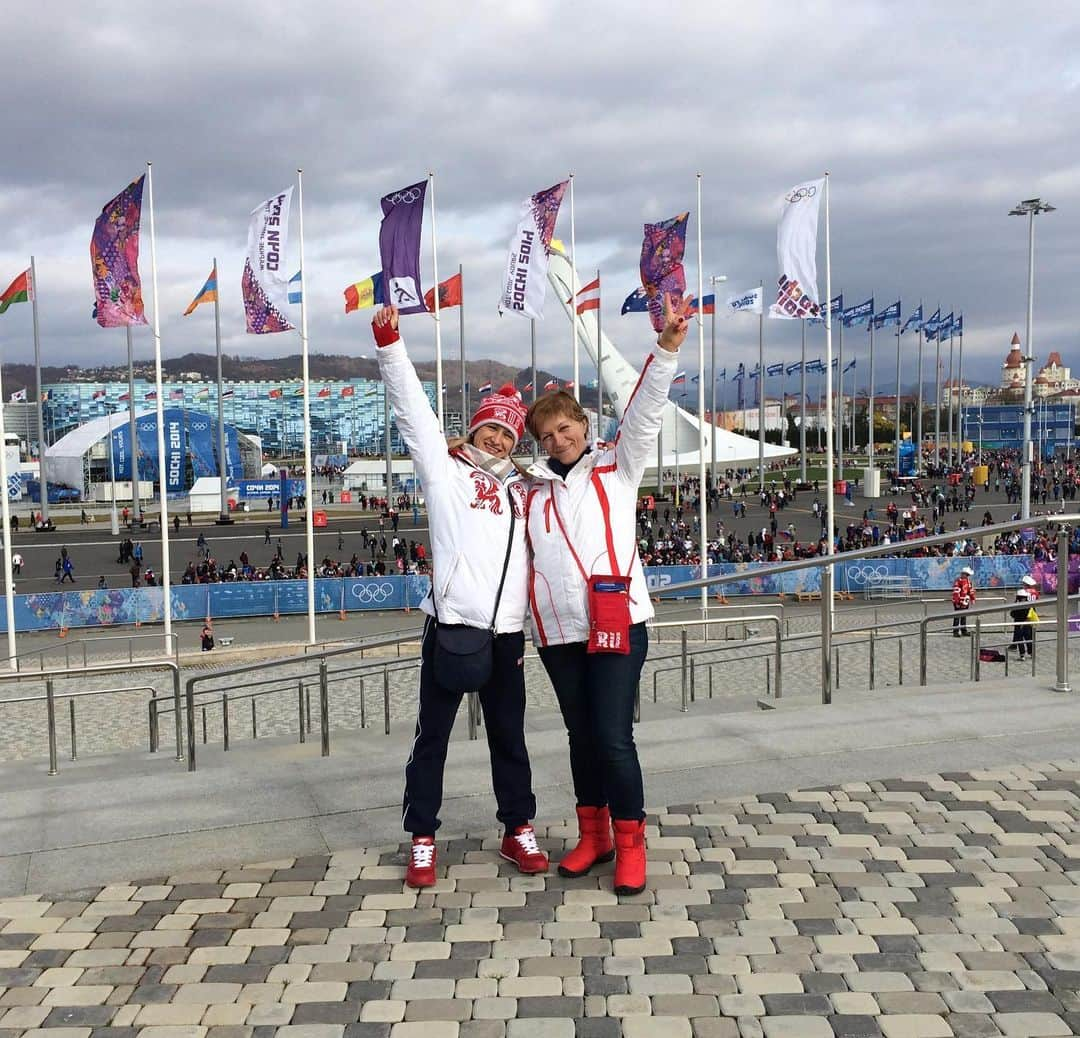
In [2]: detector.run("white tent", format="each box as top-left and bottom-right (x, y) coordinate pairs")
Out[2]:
(188, 477), (237, 514)
(44, 410), (155, 490)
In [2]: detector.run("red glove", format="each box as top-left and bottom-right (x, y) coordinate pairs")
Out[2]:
(372, 317), (400, 348)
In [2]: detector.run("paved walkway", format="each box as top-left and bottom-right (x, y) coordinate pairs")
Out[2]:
(2, 682), (1080, 1037)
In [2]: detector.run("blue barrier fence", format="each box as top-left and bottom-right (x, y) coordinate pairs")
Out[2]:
(1, 557), (1038, 633)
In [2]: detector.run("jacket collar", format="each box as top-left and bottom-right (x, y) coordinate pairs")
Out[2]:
(452, 443), (517, 483)
(525, 444), (597, 482)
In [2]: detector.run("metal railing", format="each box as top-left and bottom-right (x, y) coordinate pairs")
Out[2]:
(7, 632), (179, 673)
(664, 514), (1077, 701)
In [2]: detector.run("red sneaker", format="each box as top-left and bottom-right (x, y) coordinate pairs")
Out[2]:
(405, 836), (437, 888)
(499, 824), (549, 874)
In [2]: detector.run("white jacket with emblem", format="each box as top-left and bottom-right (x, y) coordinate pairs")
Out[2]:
(376, 336), (529, 633)
(524, 342), (678, 647)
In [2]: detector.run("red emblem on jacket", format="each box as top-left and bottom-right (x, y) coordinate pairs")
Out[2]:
(470, 471), (503, 514)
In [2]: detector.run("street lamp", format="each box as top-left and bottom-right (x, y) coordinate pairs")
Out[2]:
(1009, 197), (1055, 519)
(708, 274), (727, 488)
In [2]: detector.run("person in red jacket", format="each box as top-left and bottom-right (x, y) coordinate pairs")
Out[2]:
(952, 566), (975, 636)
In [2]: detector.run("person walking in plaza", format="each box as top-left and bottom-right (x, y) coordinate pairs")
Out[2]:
(1010, 574), (1039, 659)
(372, 303), (545, 889)
(523, 291), (688, 897)
(952, 565), (975, 636)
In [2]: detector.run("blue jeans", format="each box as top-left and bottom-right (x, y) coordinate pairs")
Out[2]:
(538, 622), (649, 821)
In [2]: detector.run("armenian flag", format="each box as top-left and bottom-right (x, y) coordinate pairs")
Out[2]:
(0, 269), (32, 314)
(183, 266), (218, 316)
(344, 272), (385, 313)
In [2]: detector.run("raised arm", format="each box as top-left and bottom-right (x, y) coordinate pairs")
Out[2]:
(372, 305), (450, 489)
(612, 292), (690, 485)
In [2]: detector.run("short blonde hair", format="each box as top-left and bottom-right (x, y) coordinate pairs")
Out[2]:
(526, 390), (587, 439)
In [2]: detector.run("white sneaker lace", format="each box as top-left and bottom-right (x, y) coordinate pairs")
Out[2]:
(514, 828), (541, 855)
(411, 841), (435, 868)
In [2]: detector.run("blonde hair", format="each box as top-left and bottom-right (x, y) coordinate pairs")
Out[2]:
(526, 390), (588, 439)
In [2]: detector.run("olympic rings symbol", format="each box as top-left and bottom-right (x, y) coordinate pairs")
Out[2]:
(350, 581), (395, 605)
(387, 188), (422, 205)
(785, 185), (818, 203)
(191, 420), (209, 431)
(845, 564), (890, 586)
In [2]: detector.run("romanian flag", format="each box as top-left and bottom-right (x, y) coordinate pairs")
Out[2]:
(422, 272), (463, 312)
(317, 386), (331, 398)
(269, 388), (283, 399)
(344, 271), (385, 313)
(183, 266), (218, 316)
(0, 269), (32, 315)
(341, 385), (356, 398)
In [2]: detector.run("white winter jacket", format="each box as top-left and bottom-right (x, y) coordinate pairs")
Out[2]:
(376, 337), (529, 633)
(524, 342), (678, 646)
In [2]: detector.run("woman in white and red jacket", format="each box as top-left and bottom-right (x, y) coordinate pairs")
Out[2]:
(372, 305), (547, 889)
(524, 292), (689, 895)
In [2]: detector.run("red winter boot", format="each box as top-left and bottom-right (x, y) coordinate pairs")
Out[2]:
(612, 817), (647, 896)
(405, 836), (437, 888)
(558, 805), (615, 878)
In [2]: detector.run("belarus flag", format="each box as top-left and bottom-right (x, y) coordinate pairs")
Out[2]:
(573, 276), (600, 315)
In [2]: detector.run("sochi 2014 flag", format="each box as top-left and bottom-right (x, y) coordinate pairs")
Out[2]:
(639, 213), (689, 332)
(379, 180), (428, 315)
(723, 286), (763, 317)
(498, 180), (568, 319)
(91, 175), (148, 328)
(242, 188), (295, 334)
(770, 178), (824, 320)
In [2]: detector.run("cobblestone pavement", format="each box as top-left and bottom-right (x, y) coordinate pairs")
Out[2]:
(0, 600), (1063, 766)
(1, 761), (1078, 1037)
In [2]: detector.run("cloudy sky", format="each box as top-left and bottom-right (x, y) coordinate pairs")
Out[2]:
(1, 1), (1078, 396)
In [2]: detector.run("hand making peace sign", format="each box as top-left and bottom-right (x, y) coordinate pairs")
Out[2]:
(657, 292), (693, 353)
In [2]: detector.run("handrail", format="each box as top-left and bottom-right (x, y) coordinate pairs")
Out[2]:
(662, 513), (1077, 701)
(9, 632), (179, 674)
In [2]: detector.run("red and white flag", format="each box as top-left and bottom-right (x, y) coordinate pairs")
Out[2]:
(544, 378), (559, 391)
(572, 276), (600, 315)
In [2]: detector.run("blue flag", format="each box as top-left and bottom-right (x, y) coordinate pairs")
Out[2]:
(873, 300), (901, 329)
(938, 311), (955, 338)
(767, 362), (784, 377)
(923, 308), (942, 341)
(901, 303), (923, 334)
(717, 367), (726, 380)
(620, 287), (649, 314)
(379, 180), (428, 315)
(806, 358), (825, 373)
(786, 361), (802, 376)
(844, 358), (856, 372)
(954, 313), (963, 335)
(809, 293), (843, 326)
(749, 363), (760, 380)
(733, 363), (745, 381)
(842, 297), (874, 327)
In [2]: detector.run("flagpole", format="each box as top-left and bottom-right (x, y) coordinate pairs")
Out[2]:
(126, 326), (140, 525)
(530, 319), (538, 463)
(595, 269), (603, 433)
(568, 173), (580, 402)
(946, 324), (955, 469)
(145, 161), (173, 645)
(28, 256), (50, 528)
(837, 318), (844, 479)
(934, 322), (942, 469)
(800, 319), (807, 484)
(0, 358), (16, 668)
(823, 172), (836, 692)
(213, 259), (230, 524)
(868, 317), (876, 476)
(428, 172), (444, 431)
(694, 174), (709, 614)
(710, 303), (717, 487)
(757, 279), (765, 491)
(458, 263), (466, 433)
(957, 322), (964, 461)
(894, 313), (901, 478)
(296, 168), (316, 645)
(916, 306), (924, 472)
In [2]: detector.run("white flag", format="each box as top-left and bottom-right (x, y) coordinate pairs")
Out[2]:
(498, 180), (568, 320)
(9, 389), (27, 402)
(770, 178), (824, 320)
(242, 187), (295, 334)
(722, 286), (763, 316)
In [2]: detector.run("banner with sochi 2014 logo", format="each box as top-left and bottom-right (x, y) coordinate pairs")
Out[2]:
(243, 188), (295, 334)
(498, 180), (568, 320)
(770, 178), (824, 320)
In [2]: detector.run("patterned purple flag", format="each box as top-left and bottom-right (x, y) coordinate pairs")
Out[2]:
(379, 180), (428, 316)
(90, 175), (148, 328)
(639, 212), (688, 332)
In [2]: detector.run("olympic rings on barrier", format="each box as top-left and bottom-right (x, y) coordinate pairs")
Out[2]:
(844, 564), (891, 585)
(349, 581), (395, 605)
(386, 188), (423, 205)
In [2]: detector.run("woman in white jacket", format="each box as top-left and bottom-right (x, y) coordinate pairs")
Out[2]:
(524, 292), (689, 895)
(372, 305), (547, 888)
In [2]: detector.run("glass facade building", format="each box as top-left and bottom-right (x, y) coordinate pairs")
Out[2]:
(42, 377), (438, 458)
(962, 403), (1077, 458)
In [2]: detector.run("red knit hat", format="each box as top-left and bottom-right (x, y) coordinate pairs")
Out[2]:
(468, 384), (527, 447)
